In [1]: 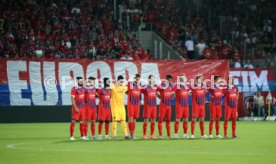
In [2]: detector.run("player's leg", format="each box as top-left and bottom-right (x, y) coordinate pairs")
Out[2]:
(151, 107), (157, 139)
(83, 107), (89, 139)
(143, 118), (149, 139)
(232, 118), (237, 138)
(183, 106), (189, 138)
(70, 119), (76, 141)
(165, 107), (172, 138)
(199, 117), (206, 138)
(120, 108), (129, 139)
(79, 121), (85, 140)
(215, 106), (222, 138)
(150, 118), (156, 139)
(199, 106), (207, 138)
(209, 104), (214, 138)
(112, 121), (118, 139)
(98, 120), (103, 140)
(158, 106), (165, 138)
(143, 107), (149, 139)
(128, 117), (134, 137)
(224, 118), (229, 138)
(174, 107), (181, 138)
(111, 108), (118, 138)
(174, 118), (180, 138)
(191, 117), (197, 138)
(231, 108), (238, 138)
(104, 120), (111, 139)
(90, 120), (96, 140)
(131, 106), (140, 138)
(79, 108), (87, 140)
(84, 108), (90, 139)
(90, 108), (97, 139)
(70, 107), (80, 140)
(128, 105), (134, 137)
(224, 107), (231, 138)
(183, 118), (189, 138)
(191, 105), (199, 138)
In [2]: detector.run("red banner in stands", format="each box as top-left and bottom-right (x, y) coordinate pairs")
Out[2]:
(0, 59), (229, 106)
(0, 58), (275, 118)
(0, 59), (230, 84)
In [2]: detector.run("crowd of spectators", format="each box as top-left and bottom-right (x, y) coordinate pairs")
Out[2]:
(0, 0), (152, 60)
(0, 0), (275, 65)
(142, 0), (275, 67)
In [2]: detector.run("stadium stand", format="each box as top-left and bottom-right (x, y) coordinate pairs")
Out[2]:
(142, 0), (275, 65)
(0, 0), (152, 60)
(0, 0), (274, 67)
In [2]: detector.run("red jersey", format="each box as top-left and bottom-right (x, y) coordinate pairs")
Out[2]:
(97, 88), (111, 110)
(208, 85), (225, 106)
(157, 83), (173, 106)
(173, 84), (189, 108)
(225, 85), (239, 108)
(85, 86), (97, 109)
(141, 85), (157, 108)
(127, 82), (141, 106)
(71, 86), (85, 108)
(190, 85), (206, 106)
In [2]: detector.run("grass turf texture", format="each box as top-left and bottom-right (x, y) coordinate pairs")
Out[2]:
(0, 122), (275, 164)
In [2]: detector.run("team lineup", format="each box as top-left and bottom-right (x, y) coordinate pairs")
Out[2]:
(69, 73), (239, 141)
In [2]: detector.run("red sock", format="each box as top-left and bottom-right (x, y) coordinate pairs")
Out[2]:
(224, 120), (228, 136)
(158, 119), (163, 136)
(98, 122), (103, 135)
(143, 122), (147, 136)
(105, 123), (109, 135)
(215, 120), (220, 135)
(209, 120), (214, 135)
(84, 123), (88, 136)
(132, 122), (136, 136)
(70, 122), (75, 137)
(150, 122), (155, 136)
(183, 121), (188, 134)
(200, 121), (204, 136)
(128, 122), (132, 136)
(191, 120), (195, 135)
(91, 123), (95, 136)
(174, 121), (179, 134)
(166, 120), (170, 137)
(80, 123), (84, 137)
(232, 119), (236, 137)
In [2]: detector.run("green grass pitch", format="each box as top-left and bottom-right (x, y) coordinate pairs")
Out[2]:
(0, 122), (275, 164)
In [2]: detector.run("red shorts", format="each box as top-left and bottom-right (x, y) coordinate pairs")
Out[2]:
(158, 105), (171, 120)
(210, 104), (222, 118)
(98, 108), (111, 121)
(86, 105), (97, 121)
(143, 106), (157, 119)
(176, 106), (189, 119)
(71, 107), (85, 121)
(192, 105), (205, 118)
(225, 106), (238, 119)
(127, 104), (140, 119)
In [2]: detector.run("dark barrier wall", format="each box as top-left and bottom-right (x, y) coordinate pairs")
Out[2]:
(0, 104), (224, 123)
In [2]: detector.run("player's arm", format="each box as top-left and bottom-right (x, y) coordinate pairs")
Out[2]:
(71, 88), (79, 113)
(124, 85), (128, 93)
(84, 89), (87, 104)
(156, 85), (161, 99)
(125, 82), (130, 94)
(236, 87), (239, 101)
(171, 85), (177, 98)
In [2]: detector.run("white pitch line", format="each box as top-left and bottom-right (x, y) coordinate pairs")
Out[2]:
(5, 141), (268, 155)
